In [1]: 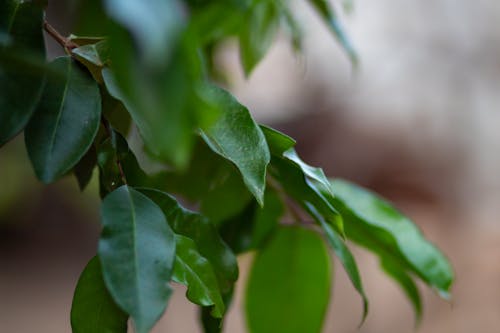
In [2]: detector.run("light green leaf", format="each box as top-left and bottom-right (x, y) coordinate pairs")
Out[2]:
(307, 0), (358, 64)
(99, 185), (175, 333)
(70, 256), (128, 333)
(245, 226), (332, 333)
(306, 202), (368, 322)
(173, 234), (225, 318)
(381, 258), (422, 324)
(25, 56), (101, 183)
(200, 86), (270, 205)
(0, 0), (45, 146)
(139, 188), (239, 293)
(239, 1), (280, 75)
(329, 179), (454, 298)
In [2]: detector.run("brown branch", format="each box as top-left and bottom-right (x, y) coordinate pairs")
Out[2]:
(43, 21), (78, 52)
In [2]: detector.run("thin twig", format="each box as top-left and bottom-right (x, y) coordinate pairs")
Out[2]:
(43, 21), (78, 52)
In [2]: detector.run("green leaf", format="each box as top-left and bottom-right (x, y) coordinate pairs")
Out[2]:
(139, 188), (239, 293)
(305, 202), (368, 323)
(307, 0), (358, 64)
(245, 226), (332, 333)
(96, 130), (148, 196)
(25, 56), (101, 183)
(0, 0), (45, 146)
(239, 1), (280, 75)
(101, 88), (132, 137)
(268, 156), (344, 236)
(73, 144), (97, 191)
(251, 188), (284, 248)
(103, 0), (184, 67)
(98, 185), (175, 333)
(329, 179), (454, 298)
(173, 234), (225, 318)
(381, 258), (422, 324)
(72, 40), (109, 82)
(200, 290), (234, 333)
(70, 256), (128, 333)
(200, 86), (270, 205)
(259, 125), (296, 156)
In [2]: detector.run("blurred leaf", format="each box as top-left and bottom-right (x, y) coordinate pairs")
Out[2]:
(139, 188), (239, 293)
(381, 258), (422, 324)
(245, 226), (332, 333)
(219, 201), (257, 254)
(101, 88), (132, 137)
(306, 202), (368, 323)
(71, 256), (128, 333)
(68, 34), (106, 46)
(173, 234), (225, 318)
(99, 185), (175, 333)
(307, 0), (358, 64)
(328, 179), (454, 298)
(74, 144), (97, 191)
(200, 86), (270, 205)
(239, 1), (280, 75)
(0, 0), (45, 146)
(251, 188), (284, 248)
(25, 56), (101, 183)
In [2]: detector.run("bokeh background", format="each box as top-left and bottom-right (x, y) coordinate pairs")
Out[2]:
(2, 0), (500, 332)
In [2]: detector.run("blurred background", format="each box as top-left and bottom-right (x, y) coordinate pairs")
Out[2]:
(2, 0), (500, 332)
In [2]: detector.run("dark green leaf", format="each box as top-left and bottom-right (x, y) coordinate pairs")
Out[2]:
(307, 0), (358, 64)
(200, 290), (234, 333)
(101, 89), (132, 137)
(200, 86), (270, 205)
(74, 144), (97, 191)
(72, 40), (109, 82)
(306, 202), (368, 323)
(219, 201), (257, 254)
(70, 256), (128, 333)
(0, 0), (45, 146)
(173, 234), (225, 318)
(139, 188), (239, 293)
(381, 258), (422, 324)
(329, 179), (454, 298)
(96, 130), (148, 196)
(25, 56), (101, 183)
(239, 1), (280, 75)
(99, 185), (175, 333)
(245, 226), (332, 333)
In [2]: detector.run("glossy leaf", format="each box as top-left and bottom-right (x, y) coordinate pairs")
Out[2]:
(0, 0), (45, 146)
(173, 234), (225, 318)
(245, 226), (332, 333)
(328, 179), (454, 297)
(139, 188), (239, 293)
(71, 256), (128, 333)
(200, 86), (270, 205)
(381, 258), (422, 324)
(99, 185), (175, 333)
(307, 0), (358, 64)
(239, 1), (279, 75)
(25, 56), (101, 183)
(306, 202), (368, 322)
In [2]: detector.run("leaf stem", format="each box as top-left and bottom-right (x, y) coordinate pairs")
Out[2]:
(43, 20), (78, 52)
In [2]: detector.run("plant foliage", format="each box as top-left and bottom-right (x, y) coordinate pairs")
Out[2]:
(0, 0), (453, 332)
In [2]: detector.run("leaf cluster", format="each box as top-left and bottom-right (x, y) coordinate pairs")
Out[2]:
(0, 1), (453, 333)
